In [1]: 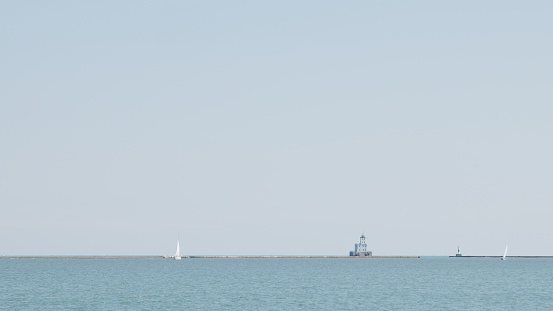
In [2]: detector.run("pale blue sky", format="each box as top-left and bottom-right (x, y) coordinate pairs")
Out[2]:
(1, 1), (552, 256)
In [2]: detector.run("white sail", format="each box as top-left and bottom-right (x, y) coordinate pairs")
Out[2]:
(174, 240), (181, 260)
(501, 245), (508, 260)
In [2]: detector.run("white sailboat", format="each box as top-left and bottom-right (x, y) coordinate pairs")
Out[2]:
(174, 239), (181, 260)
(501, 245), (508, 260)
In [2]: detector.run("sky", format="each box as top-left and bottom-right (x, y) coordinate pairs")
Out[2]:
(1, 1), (552, 256)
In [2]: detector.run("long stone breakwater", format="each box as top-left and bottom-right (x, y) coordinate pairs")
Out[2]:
(1, 255), (420, 259)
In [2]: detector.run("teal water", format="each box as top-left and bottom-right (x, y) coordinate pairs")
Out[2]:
(1, 257), (553, 310)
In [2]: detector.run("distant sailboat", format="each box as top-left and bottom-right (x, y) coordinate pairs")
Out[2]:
(174, 239), (181, 260)
(501, 245), (508, 260)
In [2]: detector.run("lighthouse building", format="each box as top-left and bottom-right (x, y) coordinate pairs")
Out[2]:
(349, 233), (372, 256)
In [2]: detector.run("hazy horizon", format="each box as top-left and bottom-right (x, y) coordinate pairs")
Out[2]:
(1, 1), (552, 256)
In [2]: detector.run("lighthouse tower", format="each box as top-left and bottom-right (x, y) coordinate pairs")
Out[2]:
(357, 234), (367, 253)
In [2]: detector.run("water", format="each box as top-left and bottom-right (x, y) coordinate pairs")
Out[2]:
(2, 257), (553, 310)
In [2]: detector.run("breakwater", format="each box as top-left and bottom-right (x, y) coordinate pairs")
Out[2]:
(449, 255), (553, 258)
(1, 255), (420, 259)
(188, 255), (420, 259)
(0, 256), (161, 260)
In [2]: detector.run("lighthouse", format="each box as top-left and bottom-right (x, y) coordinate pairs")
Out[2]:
(349, 233), (373, 256)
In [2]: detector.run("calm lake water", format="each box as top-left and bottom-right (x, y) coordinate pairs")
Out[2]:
(1, 257), (553, 310)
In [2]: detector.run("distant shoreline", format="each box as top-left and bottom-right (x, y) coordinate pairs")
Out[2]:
(188, 255), (420, 259)
(4, 255), (553, 260)
(449, 256), (553, 258)
(1, 255), (419, 259)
